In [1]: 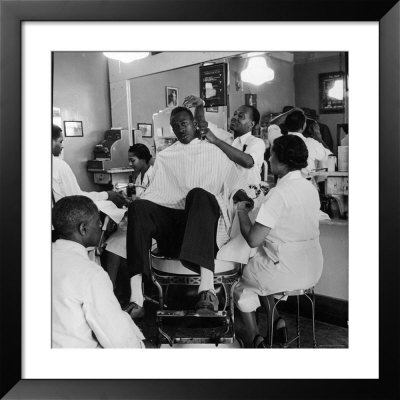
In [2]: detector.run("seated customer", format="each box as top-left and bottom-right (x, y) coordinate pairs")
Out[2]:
(183, 94), (265, 187)
(52, 195), (145, 348)
(234, 135), (323, 347)
(104, 144), (154, 297)
(126, 106), (249, 317)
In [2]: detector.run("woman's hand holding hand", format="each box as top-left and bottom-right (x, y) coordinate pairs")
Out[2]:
(236, 200), (253, 214)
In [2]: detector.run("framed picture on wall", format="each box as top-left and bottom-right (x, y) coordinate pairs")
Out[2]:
(319, 71), (346, 114)
(166, 86), (178, 107)
(245, 94), (257, 108)
(63, 121), (83, 137)
(137, 123), (152, 138)
(199, 62), (228, 107)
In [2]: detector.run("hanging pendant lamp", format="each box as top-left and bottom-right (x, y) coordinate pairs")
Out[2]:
(241, 56), (274, 86)
(103, 52), (150, 63)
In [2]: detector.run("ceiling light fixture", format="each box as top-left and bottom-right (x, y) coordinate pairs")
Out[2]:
(241, 56), (274, 86)
(103, 52), (150, 63)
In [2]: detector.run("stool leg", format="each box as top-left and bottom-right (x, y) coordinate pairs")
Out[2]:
(296, 295), (301, 348)
(311, 290), (317, 348)
(304, 291), (317, 348)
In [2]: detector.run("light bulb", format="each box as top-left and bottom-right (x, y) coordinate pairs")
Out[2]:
(103, 52), (150, 63)
(241, 57), (274, 86)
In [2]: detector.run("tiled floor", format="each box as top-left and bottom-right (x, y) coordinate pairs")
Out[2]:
(136, 300), (348, 349)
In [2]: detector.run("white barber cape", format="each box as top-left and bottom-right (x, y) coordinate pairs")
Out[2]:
(52, 239), (145, 348)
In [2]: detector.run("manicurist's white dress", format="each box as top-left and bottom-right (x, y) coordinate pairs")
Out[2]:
(234, 170), (323, 312)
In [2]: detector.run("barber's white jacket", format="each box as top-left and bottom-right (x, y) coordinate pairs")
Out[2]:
(52, 239), (145, 348)
(231, 131), (266, 185)
(52, 156), (108, 203)
(208, 122), (266, 186)
(288, 132), (332, 175)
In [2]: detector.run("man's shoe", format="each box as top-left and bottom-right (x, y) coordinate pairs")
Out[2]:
(273, 317), (288, 346)
(253, 334), (268, 348)
(123, 301), (145, 320)
(195, 290), (219, 315)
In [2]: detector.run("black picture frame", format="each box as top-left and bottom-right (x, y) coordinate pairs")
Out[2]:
(137, 123), (153, 138)
(1, 1), (399, 399)
(245, 93), (258, 109)
(319, 71), (346, 114)
(165, 86), (179, 108)
(199, 62), (228, 107)
(63, 121), (84, 137)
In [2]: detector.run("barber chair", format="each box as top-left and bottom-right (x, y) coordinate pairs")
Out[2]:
(149, 251), (241, 347)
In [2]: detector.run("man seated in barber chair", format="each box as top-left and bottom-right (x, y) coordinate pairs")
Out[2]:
(125, 106), (253, 318)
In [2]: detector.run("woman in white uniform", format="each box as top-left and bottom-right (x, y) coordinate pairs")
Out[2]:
(105, 144), (154, 302)
(234, 135), (323, 348)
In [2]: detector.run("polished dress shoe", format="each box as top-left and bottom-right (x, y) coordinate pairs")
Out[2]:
(273, 318), (288, 345)
(253, 334), (267, 348)
(195, 290), (219, 315)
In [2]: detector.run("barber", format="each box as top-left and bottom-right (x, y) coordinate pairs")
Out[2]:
(183, 95), (265, 186)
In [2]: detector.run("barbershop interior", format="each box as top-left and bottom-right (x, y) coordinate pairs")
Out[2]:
(52, 51), (348, 349)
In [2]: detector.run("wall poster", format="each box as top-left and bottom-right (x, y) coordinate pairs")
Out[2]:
(199, 62), (228, 107)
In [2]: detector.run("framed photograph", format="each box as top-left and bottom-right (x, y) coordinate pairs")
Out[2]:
(63, 120), (83, 137)
(245, 94), (257, 108)
(319, 71), (346, 114)
(166, 86), (178, 107)
(137, 123), (152, 138)
(206, 106), (218, 113)
(2, 1), (400, 399)
(199, 62), (228, 107)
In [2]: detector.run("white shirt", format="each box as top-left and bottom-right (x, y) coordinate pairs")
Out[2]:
(267, 124), (282, 147)
(134, 165), (154, 197)
(256, 171), (321, 242)
(207, 122), (265, 186)
(231, 132), (266, 185)
(52, 156), (108, 203)
(52, 239), (145, 348)
(288, 132), (332, 174)
(105, 165), (155, 258)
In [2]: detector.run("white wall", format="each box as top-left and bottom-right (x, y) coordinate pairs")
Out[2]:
(53, 52), (112, 191)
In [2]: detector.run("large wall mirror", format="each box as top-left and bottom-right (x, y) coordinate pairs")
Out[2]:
(109, 51), (348, 156)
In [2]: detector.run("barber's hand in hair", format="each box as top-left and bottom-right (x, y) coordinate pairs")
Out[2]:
(107, 190), (127, 208)
(233, 189), (254, 207)
(182, 95), (205, 108)
(236, 200), (254, 214)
